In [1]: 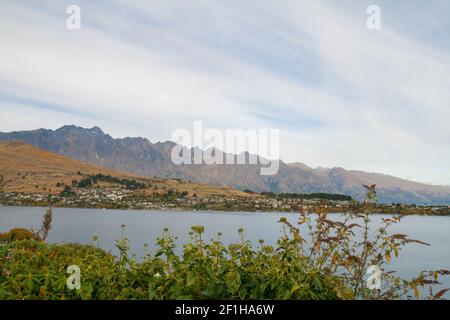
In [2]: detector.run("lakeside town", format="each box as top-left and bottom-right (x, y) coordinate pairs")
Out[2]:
(1, 180), (449, 215)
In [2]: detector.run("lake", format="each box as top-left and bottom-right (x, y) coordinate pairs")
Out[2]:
(1, 206), (450, 295)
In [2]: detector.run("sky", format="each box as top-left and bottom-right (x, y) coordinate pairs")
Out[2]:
(0, 0), (449, 185)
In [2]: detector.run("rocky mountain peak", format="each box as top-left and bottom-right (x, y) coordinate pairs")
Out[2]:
(1, 125), (449, 204)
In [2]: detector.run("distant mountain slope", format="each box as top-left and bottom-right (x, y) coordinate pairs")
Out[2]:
(1, 125), (450, 204)
(0, 140), (247, 197)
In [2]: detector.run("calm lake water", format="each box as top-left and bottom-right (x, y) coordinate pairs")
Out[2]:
(1, 206), (449, 295)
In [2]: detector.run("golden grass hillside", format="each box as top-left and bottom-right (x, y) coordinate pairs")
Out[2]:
(0, 141), (248, 197)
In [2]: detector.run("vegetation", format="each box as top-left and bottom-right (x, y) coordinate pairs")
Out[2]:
(59, 186), (76, 197)
(76, 174), (147, 190)
(276, 212), (449, 299)
(0, 228), (37, 242)
(0, 228), (351, 300)
(33, 207), (53, 242)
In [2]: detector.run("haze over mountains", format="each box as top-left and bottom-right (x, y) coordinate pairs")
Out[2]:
(1, 125), (450, 205)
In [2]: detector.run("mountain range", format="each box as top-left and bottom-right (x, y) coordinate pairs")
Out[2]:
(1, 125), (450, 204)
(0, 140), (246, 197)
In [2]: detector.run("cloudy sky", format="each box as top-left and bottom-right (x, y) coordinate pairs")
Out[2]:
(1, 0), (449, 185)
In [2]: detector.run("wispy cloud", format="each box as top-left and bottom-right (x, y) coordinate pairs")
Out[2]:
(0, 0), (449, 185)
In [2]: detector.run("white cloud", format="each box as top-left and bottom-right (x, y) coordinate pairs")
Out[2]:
(0, 0), (449, 185)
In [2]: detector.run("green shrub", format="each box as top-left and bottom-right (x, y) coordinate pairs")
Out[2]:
(59, 186), (76, 197)
(0, 227), (352, 300)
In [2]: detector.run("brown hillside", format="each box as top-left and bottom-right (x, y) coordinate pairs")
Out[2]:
(0, 141), (247, 197)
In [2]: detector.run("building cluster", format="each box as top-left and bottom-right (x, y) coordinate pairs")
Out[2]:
(0, 189), (352, 212)
(0, 189), (449, 215)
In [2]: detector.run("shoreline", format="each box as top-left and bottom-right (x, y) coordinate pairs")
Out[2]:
(1, 203), (449, 216)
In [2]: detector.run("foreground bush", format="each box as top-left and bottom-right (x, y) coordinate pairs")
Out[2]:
(0, 228), (351, 300)
(0, 228), (36, 242)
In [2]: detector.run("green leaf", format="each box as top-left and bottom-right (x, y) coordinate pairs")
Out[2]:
(186, 272), (197, 287)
